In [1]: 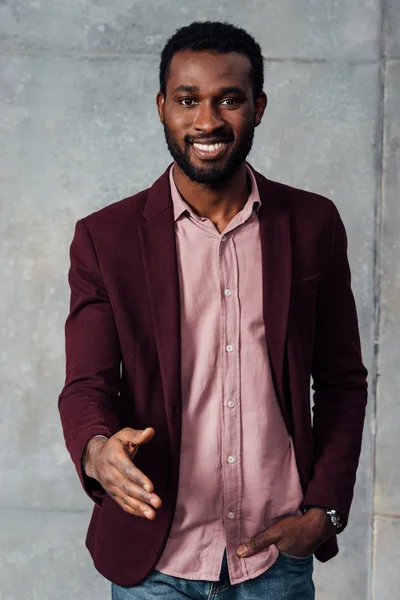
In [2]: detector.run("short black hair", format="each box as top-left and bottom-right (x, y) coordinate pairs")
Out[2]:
(159, 21), (264, 100)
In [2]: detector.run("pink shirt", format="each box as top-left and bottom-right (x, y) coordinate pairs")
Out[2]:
(155, 164), (303, 584)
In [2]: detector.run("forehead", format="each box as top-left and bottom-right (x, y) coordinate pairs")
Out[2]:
(167, 50), (253, 92)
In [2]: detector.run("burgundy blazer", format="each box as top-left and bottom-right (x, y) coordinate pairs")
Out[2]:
(58, 163), (368, 586)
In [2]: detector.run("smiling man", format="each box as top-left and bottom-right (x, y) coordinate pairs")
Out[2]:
(58, 21), (368, 600)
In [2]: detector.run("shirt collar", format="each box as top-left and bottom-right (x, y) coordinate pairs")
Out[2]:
(169, 163), (261, 223)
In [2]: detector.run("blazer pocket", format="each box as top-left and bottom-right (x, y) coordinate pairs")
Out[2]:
(293, 272), (320, 295)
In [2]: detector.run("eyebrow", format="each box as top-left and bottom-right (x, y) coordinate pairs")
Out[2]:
(172, 85), (245, 95)
(219, 86), (245, 95)
(172, 85), (200, 93)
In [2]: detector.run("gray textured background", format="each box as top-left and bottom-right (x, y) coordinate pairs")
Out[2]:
(0, 1), (398, 599)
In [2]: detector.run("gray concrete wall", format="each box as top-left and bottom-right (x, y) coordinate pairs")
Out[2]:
(0, 2), (398, 598)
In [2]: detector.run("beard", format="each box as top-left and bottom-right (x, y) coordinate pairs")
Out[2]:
(163, 121), (255, 186)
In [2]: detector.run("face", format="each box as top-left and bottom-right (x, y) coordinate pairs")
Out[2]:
(157, 50), (267, 185)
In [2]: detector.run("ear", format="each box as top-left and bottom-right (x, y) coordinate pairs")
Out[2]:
(254, 92), (267, 127)
(156, 91), (165, 125)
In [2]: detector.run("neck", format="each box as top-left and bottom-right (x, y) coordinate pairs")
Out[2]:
(172, 162), (251, 232)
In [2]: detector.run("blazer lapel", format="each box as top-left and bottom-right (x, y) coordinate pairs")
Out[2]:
(252, 167), (292, 429)
(138, 166), (182, 457)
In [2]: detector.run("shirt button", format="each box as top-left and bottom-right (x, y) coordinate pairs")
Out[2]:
(228, 511), (235, 519)
(227, 455), (236, 463)
(227, 400), (235, 408)
(226, 344), (233, 352)
(224, 288), (232, 297)
(221, 235), (227, 241)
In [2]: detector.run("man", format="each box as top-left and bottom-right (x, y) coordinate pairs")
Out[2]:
(58, 21), (368, 600)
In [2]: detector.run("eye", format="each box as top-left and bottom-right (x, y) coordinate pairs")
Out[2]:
(220, 98), (241, 106)
(179, 98), (197, 107)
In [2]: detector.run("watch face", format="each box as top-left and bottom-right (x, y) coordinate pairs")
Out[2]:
(328, 510), (341, 529)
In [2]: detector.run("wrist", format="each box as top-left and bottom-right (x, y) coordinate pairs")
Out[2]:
(304, 506), (333, 526)
(84, 436), (108, 479)
(302, 509), (335, 551)
(303, 505), (342, 532)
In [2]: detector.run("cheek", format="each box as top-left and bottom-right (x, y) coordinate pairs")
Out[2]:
(229, 113), (254, 137)
(166, 107), (192, 130)
(241, 113), (256, 130)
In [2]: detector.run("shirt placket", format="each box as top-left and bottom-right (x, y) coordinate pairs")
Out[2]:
(219, 231), (245, 579)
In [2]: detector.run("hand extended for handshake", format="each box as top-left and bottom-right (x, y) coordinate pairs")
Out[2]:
(84, 427), (335, 559)
(84, 427), (162, 520)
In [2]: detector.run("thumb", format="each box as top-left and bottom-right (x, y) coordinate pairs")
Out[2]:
(116, 427), (155, 459)
(137, 427), (155, 445)
(236, 523), (282, 557)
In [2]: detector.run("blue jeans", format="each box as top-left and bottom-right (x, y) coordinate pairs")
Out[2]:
(111, 547), (315, 599)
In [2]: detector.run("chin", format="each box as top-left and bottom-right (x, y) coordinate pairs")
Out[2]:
(186, 167), (235, 185)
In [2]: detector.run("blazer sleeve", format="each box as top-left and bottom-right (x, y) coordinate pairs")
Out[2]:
(58, 218), (121, 506)
(302, 203), (368, 531)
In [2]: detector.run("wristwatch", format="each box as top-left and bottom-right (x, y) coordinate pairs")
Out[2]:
(303, 505), (344, 531)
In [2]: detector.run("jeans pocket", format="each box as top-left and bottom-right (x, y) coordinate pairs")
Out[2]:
(279, 550), (313, 563)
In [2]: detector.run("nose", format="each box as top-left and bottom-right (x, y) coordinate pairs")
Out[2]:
(193, 101), (225, 135)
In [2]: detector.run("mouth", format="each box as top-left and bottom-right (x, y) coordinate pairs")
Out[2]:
(191, 141), (231, 161)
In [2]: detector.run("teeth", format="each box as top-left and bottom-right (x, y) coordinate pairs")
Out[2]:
(193, 142), (225, 152)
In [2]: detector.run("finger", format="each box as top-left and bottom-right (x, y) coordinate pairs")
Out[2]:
(116, 475), (162, 510)
(110, 488), (156, 519)
(236, 525), (283, 557)
(110, 448), (157, 493)
(102, 469), (161, 519)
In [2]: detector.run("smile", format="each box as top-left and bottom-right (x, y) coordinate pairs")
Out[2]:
(191, 141), (229, 160)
